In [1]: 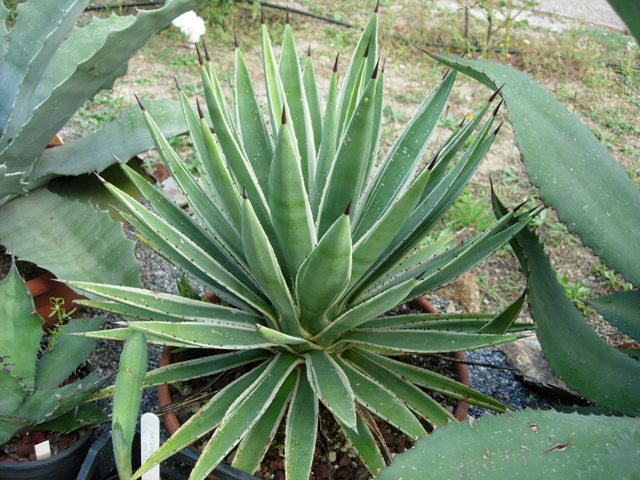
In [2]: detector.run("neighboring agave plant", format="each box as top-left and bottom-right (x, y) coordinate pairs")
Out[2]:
(0, 264), (106, 446)
(72, 7), (538, 480)
(0, 0), (202, 288)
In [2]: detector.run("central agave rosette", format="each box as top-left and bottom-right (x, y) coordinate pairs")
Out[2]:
(72, 6), (535, 480)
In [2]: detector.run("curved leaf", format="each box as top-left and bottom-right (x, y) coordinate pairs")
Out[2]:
(0, 188), (140, 286)
(432, 54), (640, 287)
(378, 410), (640, 480)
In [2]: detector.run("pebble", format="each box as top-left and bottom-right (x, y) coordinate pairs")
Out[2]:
(328, 451), (337, 463)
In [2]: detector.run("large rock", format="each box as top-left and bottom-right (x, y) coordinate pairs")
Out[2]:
(497, 336), (581, 398)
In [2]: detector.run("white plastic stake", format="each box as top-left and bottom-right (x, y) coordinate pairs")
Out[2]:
(34, 440), (51, 460)
(140, 412), (160, 480)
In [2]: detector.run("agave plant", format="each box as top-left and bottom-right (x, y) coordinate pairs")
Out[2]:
(0, 0), (202, 287)
(72, 7), (537, 479)
(0, 263), (106, 446)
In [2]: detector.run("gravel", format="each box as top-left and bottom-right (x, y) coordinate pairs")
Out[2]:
(87, 235), (182, 417)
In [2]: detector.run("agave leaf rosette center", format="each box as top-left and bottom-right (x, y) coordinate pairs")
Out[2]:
(71, 8), (535, 480)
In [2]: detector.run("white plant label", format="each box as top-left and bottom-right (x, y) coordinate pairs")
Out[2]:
(140, 412), (160, 480)
(34, 439), (51, 460)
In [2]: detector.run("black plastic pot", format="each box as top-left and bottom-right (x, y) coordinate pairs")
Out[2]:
(76, 429), (257, 480)
(0, 430), (93, 480)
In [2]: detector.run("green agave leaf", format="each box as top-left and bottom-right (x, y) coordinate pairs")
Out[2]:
(312, 63), (338, 213)
(409, 211), (535, 299)
(112, 331), (147, 480)
(35, 317), (103, 390)
(368, 210), (517, 298)
(295, 212), (351, 333)
(36, 403), (107, 434)
(261, 23), (285, 139)
(285, 369), (318, 480)
(241, 197), (300, 334)
(361, 313), (494, 330)
(425, 99), (494, 194)
(69, 282), (260, 324)
(344, 329), (515, 354)
(200, 62), (272, 232)
(197, 113), (244, 231)
(358, 350), (509, 411)
(19, 371), (103, 422)
(2, 0), (203, 171)
(351, 116), (497, 298)
(31, 99), (188, 185)
(492, 193), (640, 415)
(303, 52), (322, 151)
(234, 47), (273, 191)
(479, 290), (527, 334)
(355, 70), (456, 237)
(337, 411), (385, 475)
(0, 1), (9, 63)
(433, 54), (640, 288)
(345, 349), (454, 426)
(0, 264), (42, 389)
(588, 290), (640, 342)
(304, 350), (357, 428)
(0, 0), (88, 141)
(314, 279), (417, 347)
(232, 370), (296, 474)
(92, 350), (267, 401)
(268, 115), (316, 280)
(125, 321), (294, 350)
(118, 163), (254, 288)
(0, 188), (140, 286)
(377, 410), (640, 480)
(134, 363), (268, 479)
(318, 75), (379, 236)
(606, 0), (640, 43)
(77, 327), (196, 348)
(0, 370), (26, 432)
(336, 358), (427, 439)
(139, 105), (241, 255)
(350, 166), (432, 287)
(190, 353), (300, 480)
(279, 23), (316, 188)
(336, 11), (378, 135)
(107, 183), (270, 314)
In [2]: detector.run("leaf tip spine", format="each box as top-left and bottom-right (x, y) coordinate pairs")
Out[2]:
(281, 106), (287, 125)
(374, 0), (380, 13)
(195, 44), (204, 65)
(493, 121), (504, 136)
(344, 201), (352, 215)
(372, 58), (380, 79)
(173, 74), (181, 91)
(307, 44), (311, 57)
(260, 8), (265, 24)
(489, 84), (504, 102)
(442, 67), (451, 80)
(333, 51), (339, 72)
(242, 187), (248, 199)
(285, 8), (290, 24)
(233, 28), (239, 49)
(364, 36), (371, 58)
(133, 92), (145, 111)
(492, 99), (503, 116)
(203, 39), (210, 61)
(196, 97), (204, 119)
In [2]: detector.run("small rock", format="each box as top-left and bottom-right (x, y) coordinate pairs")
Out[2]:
(328, 451), (337, 463)
(339, 454), (351, 467)
(159, 177), (188, 207)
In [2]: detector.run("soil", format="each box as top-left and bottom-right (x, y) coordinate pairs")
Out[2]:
(0, 431), (81, 463)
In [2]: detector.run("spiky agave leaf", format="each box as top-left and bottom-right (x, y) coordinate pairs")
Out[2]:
(74, 6), (537, 480)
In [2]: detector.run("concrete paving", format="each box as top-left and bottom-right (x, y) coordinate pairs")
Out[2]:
(437, 0), (626, 32)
